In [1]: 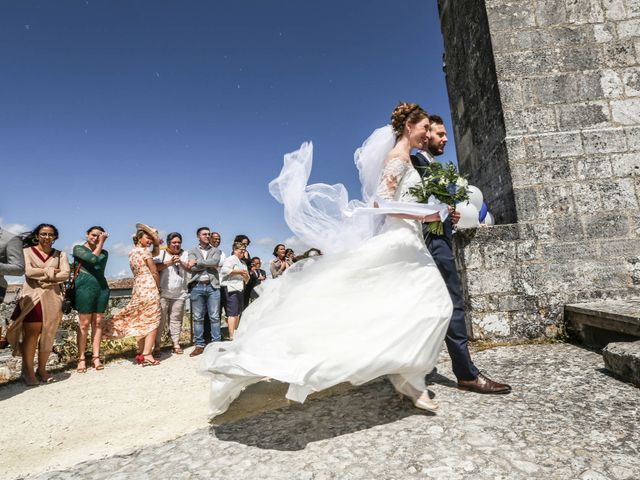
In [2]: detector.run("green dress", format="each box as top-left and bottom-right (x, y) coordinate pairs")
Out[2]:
(73, 245), (111, 314)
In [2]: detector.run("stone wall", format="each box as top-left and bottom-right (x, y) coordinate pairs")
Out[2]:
(439, 0), (640, 339)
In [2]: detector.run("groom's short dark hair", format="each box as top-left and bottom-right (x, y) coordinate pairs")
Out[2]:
(429, 114), (444, 125)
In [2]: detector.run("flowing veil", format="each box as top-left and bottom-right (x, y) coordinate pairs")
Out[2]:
(268, 125), (447, 255)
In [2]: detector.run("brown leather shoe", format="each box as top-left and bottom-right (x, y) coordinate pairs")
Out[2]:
(457, 373), (511, 394)
(189, 346), (204, 357)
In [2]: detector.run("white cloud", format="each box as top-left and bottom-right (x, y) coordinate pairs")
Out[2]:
(112, 269), (128, 278)
(255, 236), (277, 246)
(283, 236), (311, 254)
(0, 218), (29, 235)
(111, 242), (132, 257)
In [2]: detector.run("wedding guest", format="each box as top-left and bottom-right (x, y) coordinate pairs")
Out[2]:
(188, 227), (222, 356)
(220, 241), (250, 339)
(154, 232), (191, 355)
(0, 226), (25, 348)
(246, 257), (266, 302)
(285, 248), (296, 264)
(411, 115), (511, 394)
(302, 248), (322, 258)
(6, 224), (69, 385)
(210, 231), (226, 321)
(233, 234), (252, 269)
(102, 224), (161, 366)
(73, 226), (110, 372)
(269, 244), (290, 279)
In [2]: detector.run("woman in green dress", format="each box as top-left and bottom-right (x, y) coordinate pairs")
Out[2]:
(73, 226), (110, 372)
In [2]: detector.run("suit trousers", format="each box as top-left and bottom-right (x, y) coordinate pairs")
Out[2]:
(427, 235), (480, 381)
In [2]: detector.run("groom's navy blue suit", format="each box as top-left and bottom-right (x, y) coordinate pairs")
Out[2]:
(411, 151), (479, 381)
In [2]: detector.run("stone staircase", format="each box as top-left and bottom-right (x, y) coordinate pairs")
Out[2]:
(565, 300), (640, 387)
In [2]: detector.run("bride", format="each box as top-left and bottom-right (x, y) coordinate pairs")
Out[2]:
(201, 103), (453, 416)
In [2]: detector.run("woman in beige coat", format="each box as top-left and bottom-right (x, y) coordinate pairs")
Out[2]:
(7, 224), (69, 385)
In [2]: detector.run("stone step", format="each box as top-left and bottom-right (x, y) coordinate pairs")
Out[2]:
(602, 341), (640, 387)
(565, 300), (640, 349)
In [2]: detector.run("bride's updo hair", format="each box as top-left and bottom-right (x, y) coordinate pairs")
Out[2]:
(390, 102), (428, 138)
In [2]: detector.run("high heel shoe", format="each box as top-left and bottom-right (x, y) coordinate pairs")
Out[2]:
(76, 358), (87, 373)
(141, 354), (160, 367)
(390, 376), (439, 413)
(92, 357), (104, 371)
(135, 353), (144, 364)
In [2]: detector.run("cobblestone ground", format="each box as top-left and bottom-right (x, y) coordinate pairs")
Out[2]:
(28, 344), (640, 480)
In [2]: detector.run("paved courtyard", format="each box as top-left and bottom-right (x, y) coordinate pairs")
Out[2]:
(20, 344), (640, 479)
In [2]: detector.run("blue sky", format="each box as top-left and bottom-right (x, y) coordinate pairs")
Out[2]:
(1, 0), (456, 279)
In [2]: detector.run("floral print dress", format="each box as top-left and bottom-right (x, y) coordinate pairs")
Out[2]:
(103, 246), (160, 338)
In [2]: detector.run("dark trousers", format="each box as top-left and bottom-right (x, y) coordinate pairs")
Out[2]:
(427, 235), (480, 381)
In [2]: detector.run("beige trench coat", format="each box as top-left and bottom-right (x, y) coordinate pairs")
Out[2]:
(7, 247), (70, 357)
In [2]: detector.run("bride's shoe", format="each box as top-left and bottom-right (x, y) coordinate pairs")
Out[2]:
(390, 377), (439, 413)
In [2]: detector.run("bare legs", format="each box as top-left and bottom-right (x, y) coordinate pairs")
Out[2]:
(138, 329), (159, 365)
(77, 313), (104, 370)
(227, 316), (239, 340)
(21, 322), (41, 385)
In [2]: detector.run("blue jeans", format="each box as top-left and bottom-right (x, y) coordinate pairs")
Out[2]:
(190, 283), (221, 346)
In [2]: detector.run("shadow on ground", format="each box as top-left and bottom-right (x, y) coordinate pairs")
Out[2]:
(211, 379), (428, 451)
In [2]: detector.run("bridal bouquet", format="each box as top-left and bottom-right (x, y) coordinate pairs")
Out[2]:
(408, 161), (469, 235)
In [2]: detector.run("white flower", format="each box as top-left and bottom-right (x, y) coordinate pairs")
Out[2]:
(456, 177), (468, 188)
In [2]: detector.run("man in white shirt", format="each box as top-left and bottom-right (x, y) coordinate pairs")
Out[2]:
(154, 232), (191, 354)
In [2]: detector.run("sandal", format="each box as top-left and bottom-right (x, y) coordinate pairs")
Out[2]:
(92, 357), (104, 371)
(172, 344), (183, 355)
(36, 371), (57, 384)
(21, 374), (39, 387)
(141, 354), (160, 367)
(77, 358), (87, 373)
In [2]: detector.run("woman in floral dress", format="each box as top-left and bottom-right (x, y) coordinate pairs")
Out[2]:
(103, 224), (161, 366)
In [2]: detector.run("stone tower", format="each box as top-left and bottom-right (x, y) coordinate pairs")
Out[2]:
(438, 0), (640, 339)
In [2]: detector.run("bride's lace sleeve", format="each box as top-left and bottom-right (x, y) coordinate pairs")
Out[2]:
(375, 157), (408, 200)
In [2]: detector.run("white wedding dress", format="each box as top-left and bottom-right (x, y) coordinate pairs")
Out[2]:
(201, 133), (453, 417)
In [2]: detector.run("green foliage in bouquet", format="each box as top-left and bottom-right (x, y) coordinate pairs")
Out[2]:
(408, 161), (469, 235)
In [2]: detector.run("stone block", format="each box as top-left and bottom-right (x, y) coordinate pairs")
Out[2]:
(539, 132), (584, 158)
(542, 241), (599, 262)
(565, 0), (605, 24)
(531, 222), (554, 240)
(611, 98), (640, 125)
(581, 128), (628, 154)
(574, 260), (630, 289)
(475, 312), (511, 337)
(622, 67), (640, 97)
(468, 294), (498, 312)
(610, 152), (640, 176)
(513, 186), (539, 221)
(597, 178), (639, 209)
(506, 107), (558, 134)
(497, 294), (535, 312)
(486, 2), (537, 31)
(571, 181), (602, 213)
(498, 80), (524, 109)
(558, 46), (602, 72)
(603, 341), (640, 387)
(505, 136), (527, 162)
(601, 239), (640, 258)
(482, 242), (517, 269)
(602, 0), (629, 21)
(525, 135), (543, 159)
(514, 263), (553, 295)
(626, 0), (640, 19)
(467, 269), (513, 295)
(582, 212), (630, 238)
(618, 18), (640, 39)
(553, 214), (585, 240)
(516, 240), (538, 261)
(539, 184), (576, 215)
(625, 126), (640, 150)
(535, 0), (567, 26)
(556, 101), (611, 130)
(525, 75), (579, 106)
(576, 156), (613, 180)
(603, 41), (638, 68)
(594, 23), (616, 43)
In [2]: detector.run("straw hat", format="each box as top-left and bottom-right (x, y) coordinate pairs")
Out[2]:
(133, 223), (160, 245)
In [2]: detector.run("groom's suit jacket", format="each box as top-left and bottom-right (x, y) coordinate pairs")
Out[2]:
(410, 151), (453, 246)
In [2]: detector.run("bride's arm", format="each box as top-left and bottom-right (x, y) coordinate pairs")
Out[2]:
(376, 158), (440, 222)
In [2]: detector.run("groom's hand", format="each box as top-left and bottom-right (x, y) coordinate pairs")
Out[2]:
(450, 208), (461, 225)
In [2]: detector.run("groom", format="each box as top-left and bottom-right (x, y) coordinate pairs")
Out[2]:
(412, 115), (511, 394)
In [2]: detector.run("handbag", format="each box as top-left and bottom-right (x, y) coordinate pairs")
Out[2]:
(62, 262), (81, 315)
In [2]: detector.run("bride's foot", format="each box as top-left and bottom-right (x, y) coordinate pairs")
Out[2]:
(390, 377), (439, 413)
